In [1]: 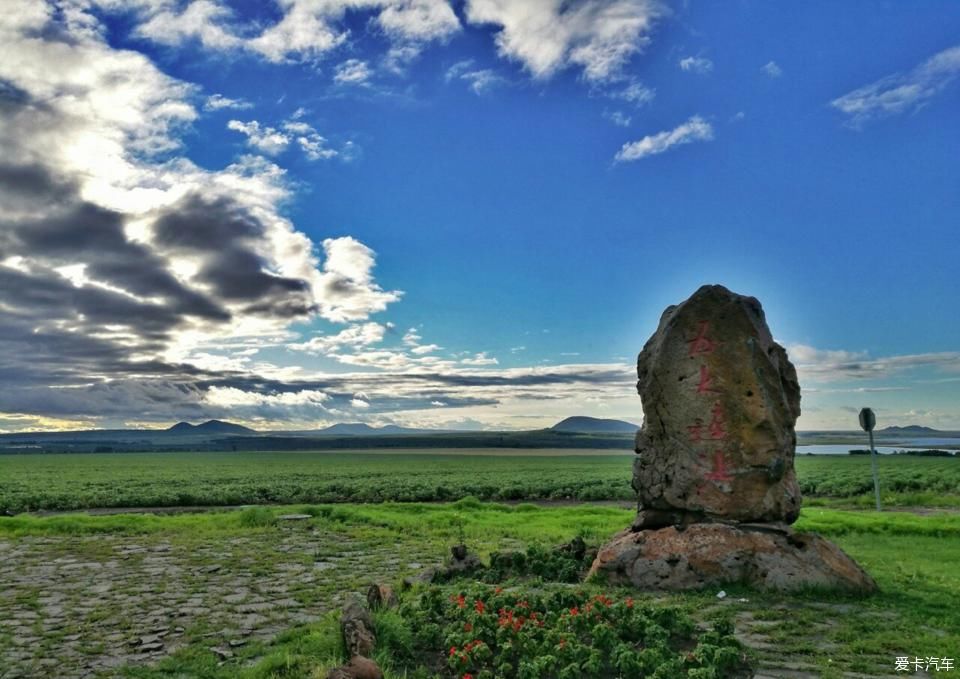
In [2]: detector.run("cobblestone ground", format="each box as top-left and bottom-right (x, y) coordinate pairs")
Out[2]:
(0, 521), (437, 679)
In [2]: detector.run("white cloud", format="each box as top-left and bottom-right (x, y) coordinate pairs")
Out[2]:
(603, 109), (631, 127)
(227, 116), (339, 161)
(204, 93), (253, 111)
(375, 0), (461, 42)
(221, 0), (458, 64)
(831, 45), (960, 126)
(316, 237), (403, 322)
(679, 55), (712, 74)
(334, 59), (373, 86)
(461, 352), (498, 366)
(227, 119), (291, 155)
(445, 60), (505, 95)
(465, 0), (663, 82)
(133, 0), (242, 51)
(614, 115), (713, 162)
(607, 80), (655, 106)
(282, 120), (338, 160)
(297, 134), (339, 160)
(787, 344), (960, 381)
(351, 398), (371, 408)
(288, 322), (388, 354)
(206, 386), (330, 408)
(762, 60), (782, 78)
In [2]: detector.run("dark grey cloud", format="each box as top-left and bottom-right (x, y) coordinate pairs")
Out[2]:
(153, 194), (264, 249)
(153, 192), (315, 317)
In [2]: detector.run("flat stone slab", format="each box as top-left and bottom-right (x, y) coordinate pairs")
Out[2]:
(589, 523), (877, 593)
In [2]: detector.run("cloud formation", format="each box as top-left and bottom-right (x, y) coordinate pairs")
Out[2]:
(788, 344), (960, 382)
(0, 0), (402, 429)
(831, 45), (960, 126)
(106, 0), (461, 65)
(762, 61), (782, 78)
(465, 0), (663, 82)
(614, 115), (713, 162)
(679, 55), (712, 74)
(445, 60), (506, 94)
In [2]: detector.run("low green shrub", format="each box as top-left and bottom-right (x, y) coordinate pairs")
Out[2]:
(396, 583), (748, 678)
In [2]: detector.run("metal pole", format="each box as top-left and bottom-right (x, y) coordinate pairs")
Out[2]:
(869, 428), (882, 511)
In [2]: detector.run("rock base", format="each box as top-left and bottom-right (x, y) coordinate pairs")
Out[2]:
(588, 523), (876, 593)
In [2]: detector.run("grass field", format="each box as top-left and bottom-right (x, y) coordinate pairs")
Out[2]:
(2, 451), (959, 676)
(2, 450), (960, 514)
(1, 501), (959, 678)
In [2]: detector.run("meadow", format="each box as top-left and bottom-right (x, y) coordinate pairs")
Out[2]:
(2, 451), (960, 678)
(1, 500), (959, 678)
(1, 450), (959, 514)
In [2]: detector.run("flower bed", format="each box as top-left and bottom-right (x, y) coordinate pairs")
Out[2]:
(377, 583), (749, 678)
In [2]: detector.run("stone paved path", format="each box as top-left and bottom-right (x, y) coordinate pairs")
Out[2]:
(0, 523), (435, 678)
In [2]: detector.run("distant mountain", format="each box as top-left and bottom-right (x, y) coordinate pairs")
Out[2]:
(879, 425), (940, 434)
(166, 420), (255, 435)
(316, 423), (428, 436)
(551, 416), (639, 434)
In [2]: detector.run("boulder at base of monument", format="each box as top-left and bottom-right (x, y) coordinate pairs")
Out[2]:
(588, 523), (876, 592)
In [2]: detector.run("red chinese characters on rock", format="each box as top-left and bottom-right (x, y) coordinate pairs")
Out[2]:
(696, 364), (716, 394)
(687, 321), (733, 490)
(687, 321), (718, 357)
(703, 450), (733, 482)
(707, 401), (727, 440)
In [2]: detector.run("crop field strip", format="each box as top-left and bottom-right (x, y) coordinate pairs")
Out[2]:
(1, 451), (959, 514)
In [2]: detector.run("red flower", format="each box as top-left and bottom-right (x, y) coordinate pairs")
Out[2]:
(569, 606), (579, 617)
(475, 599), (485, 614)
(464, 622), (473, 632)
(456, 594), (466, 609)
(626, 597), (634, 608)
(464, 674), (474, 679)
(495, 587), (503, 594)
(449, 646), (457, 657)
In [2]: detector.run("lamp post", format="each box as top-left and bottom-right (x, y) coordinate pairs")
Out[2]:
(859, 407), (882, 512)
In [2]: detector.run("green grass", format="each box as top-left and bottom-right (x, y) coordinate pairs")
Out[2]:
(1, 502), (959, 677)
(2, 450), (959, 514)
(2, 502), (937, 679)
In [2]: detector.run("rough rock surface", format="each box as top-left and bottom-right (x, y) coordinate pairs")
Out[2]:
(340, 598), (376, 658)
(327, 655), (384, 679)
(632, 284), (802, 528)
(588, 523), (876, 592)
(366, 583), (398, 611)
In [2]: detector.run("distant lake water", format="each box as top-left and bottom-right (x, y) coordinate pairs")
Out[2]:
(797, 443), (959, 455)
(898, 437), (960, 447)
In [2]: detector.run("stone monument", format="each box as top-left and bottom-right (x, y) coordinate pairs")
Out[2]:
(589, 285), (876, 592)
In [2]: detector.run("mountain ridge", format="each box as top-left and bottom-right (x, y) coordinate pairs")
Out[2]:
(550, 416), (639, 434)
(166, 420), (256, 435)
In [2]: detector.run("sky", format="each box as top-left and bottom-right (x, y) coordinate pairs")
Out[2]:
(1, 0), (958, 433)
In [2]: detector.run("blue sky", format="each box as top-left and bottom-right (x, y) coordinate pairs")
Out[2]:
(0, 0), (958, 432)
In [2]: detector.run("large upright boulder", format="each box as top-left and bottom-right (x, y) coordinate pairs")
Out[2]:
(632, 284), (802, 529)
(589, 284), (875, 593)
